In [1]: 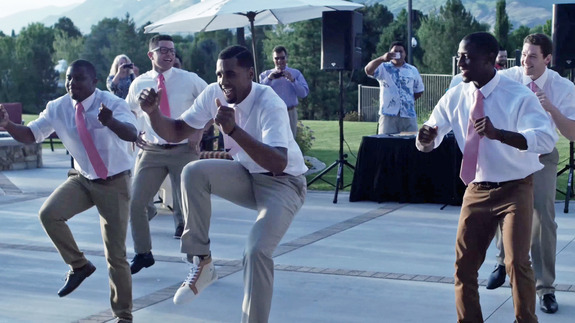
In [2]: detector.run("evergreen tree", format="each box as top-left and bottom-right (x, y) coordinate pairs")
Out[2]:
(494, 0), (511, 52)
(416, 0), (486, 74)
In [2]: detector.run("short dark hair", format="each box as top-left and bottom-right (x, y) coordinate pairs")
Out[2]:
(273, 45), (288, 56)
(389, 41), (405, 52)
(524, 33), (553, 58)
(149, 35), (173, 50)
(69, 59), (97, 79)
(218, 45), (254, 69)
(462, 32), (499, 64)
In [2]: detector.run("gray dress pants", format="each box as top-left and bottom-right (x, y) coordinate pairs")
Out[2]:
(180, 159), (306, 323)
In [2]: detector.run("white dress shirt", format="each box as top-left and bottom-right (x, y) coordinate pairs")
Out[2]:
(181, 82), (308, 176)
(126, 67), (208, 144)
(499, 66), (575, 129)
(420, 73), (558, 183)
(28, 89), (137, 179)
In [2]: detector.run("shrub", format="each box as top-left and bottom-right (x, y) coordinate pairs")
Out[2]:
(343, 111), (359, 122)
(295, 121), (315, 155)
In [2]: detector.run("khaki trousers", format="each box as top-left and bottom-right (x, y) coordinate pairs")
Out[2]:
(455, 176), (537, 323)
(180, 159), (306, 323)
(287, 107), (298, 139)
(493, 148), (559, 297)
(39, 171), (132, 321)
(130, 144), (198, 254)
(377, 114), (418, 134)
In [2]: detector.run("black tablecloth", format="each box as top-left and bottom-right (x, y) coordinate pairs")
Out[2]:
(350, 133), (466, 205)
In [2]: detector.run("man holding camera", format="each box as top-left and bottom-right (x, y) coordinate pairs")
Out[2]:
(259, 46), (309, 138)
(365, 41), (424, 134)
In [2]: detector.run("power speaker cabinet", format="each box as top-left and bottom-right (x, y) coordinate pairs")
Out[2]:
(552, 3), (575, 69)
(321, 11), (363, 71)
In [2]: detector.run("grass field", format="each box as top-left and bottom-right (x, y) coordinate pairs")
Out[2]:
(300, 120), (573, 201)
(23, 114), (572, 200)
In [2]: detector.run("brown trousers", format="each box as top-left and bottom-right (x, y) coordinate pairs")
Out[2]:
(454, 175), (537, 323)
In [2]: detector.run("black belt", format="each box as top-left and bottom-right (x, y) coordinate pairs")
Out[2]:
(258, 172), (288, 177)
(473, 180), (510, 190)
(91, 170), (131, 184)
(150, 143), (187, 149)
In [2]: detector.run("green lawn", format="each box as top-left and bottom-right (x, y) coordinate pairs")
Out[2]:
(301, 120), (573, 200)
(23, 114), (573, 200)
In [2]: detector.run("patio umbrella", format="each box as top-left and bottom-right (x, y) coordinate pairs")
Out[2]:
(144, 0), (363, 77)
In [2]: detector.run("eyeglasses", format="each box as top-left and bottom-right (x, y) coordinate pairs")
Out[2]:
(274, 56), (286, 61)
(151, 47), (176, 55)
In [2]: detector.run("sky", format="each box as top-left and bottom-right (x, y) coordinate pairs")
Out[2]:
(0, 0), (85, 18)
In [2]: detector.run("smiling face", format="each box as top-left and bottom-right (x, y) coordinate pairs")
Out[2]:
(273, 50), (287, 71)
(148, 40), (175, 73)
(65, 65), (97, 102)
(521, 43), (551, 80)
(457, 39), (495, 88)
(216, 57), (254, 104)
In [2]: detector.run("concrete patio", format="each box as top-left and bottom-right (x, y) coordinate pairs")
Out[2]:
(0, 148), (573, 323)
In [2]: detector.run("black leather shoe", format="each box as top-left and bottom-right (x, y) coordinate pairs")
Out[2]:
(540, 293), (558, 313)
(486, 264), (506, 289)
(57, 261), (96, 297)
(174, 225), (184, 239)
(130, 252), (154, 274)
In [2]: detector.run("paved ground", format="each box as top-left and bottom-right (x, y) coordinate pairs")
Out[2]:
(0, 148), (574, 323)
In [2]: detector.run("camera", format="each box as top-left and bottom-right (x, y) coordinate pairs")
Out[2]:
(123, 63), (134, 69)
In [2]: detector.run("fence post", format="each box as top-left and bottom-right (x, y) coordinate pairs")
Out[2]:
(357, 84), (362, 121)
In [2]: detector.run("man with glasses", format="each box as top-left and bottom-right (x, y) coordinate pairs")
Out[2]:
(125, 34), (208, 274)
(259, 46), (309, 138)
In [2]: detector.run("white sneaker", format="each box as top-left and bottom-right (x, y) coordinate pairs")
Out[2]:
(173, 255), (218, 304)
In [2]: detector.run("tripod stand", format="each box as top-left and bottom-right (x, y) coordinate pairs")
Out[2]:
(307, 70), (355, 203)
(557, 141), (574, 213)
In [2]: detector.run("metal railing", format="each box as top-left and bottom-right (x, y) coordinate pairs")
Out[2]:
(358, 73), (453, 123)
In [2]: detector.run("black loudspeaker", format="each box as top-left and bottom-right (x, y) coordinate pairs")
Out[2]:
(321, 11), (363, 71)
(552, 3), (575, 69)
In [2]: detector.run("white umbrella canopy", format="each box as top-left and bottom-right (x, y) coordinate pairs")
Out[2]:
(144, 0), (363, 77)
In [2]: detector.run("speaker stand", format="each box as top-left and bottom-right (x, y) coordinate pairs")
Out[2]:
(557, 141), (574, 213)
(307, 70), (355, 204)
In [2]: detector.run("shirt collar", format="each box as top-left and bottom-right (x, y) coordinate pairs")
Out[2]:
(229, 82), (256, 113)
(72, 89), (97, 110)
(522, 67), (548, 88)
(466, 71), (499, 99)
(152, 67), (174, 81)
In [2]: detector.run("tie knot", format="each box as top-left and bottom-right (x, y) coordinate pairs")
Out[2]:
(159, 74), (165, 82)
(475, 89), (483, 100)
(76, 102), (84, 111)
(529, 81), (537, 93)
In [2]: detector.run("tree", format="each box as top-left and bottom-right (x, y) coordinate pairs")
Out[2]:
(375, 9), (425, 71)
(356, 4), (395, 86)
(83, 14), (147, 88)
(263, 19), (350, 120)
(12, 23), (59, 113)
(508, 25), (531, 53)
(54, 17), (82, 39)
(494, 0), (511, 52)
(416, 0), (487, 74)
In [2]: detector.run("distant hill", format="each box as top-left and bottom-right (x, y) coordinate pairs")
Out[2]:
(0, 0), (570, 35)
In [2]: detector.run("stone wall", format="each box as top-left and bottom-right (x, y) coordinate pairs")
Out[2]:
(0, 137), (42, 170)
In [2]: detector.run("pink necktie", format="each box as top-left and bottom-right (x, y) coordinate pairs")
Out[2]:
(529, 81), (538, 93)
(460, 90), (485, 185)
(158, 74), (171, 117)
(75, 102), (108, 179)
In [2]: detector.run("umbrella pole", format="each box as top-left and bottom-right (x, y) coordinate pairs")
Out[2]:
(247, 12), (259, 81)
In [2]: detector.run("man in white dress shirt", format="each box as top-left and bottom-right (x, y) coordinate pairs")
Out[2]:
(485, 33), (575, 314)
(417, 32), (557, 323)
(125, 35), (208, 274)
(0, 59), (137, 323)
(137, 45), (307, 323)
